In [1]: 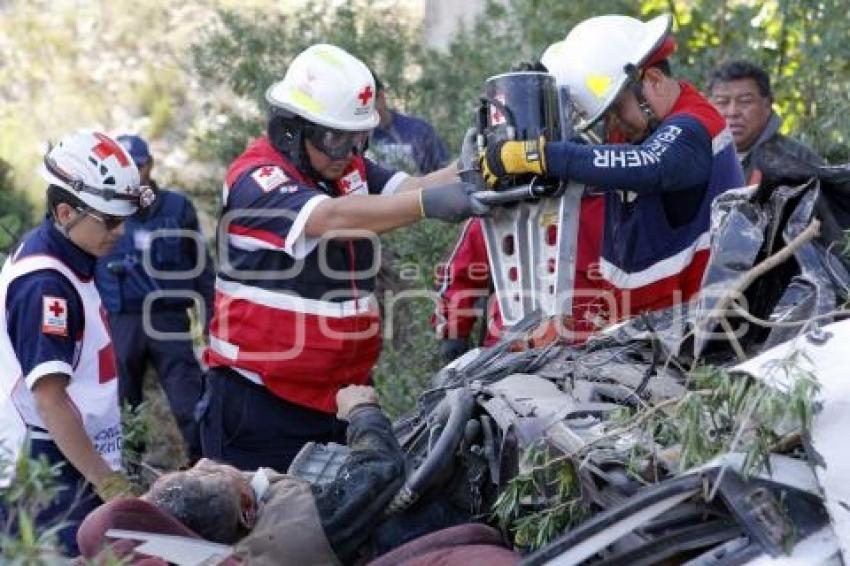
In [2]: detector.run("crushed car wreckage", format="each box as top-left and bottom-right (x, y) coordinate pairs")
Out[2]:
(376, 130), (850, 564)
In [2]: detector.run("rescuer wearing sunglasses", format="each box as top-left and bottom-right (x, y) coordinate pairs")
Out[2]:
(201, 43), (488, 473)
(0, 130), (154, 556)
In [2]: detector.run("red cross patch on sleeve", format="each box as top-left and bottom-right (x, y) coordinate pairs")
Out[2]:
(250, 166), (290, 193)
(42, 296), (69, 336)
(338, 170), (367, 195)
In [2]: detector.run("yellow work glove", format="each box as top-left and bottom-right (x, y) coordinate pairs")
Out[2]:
(479, 136), (547, 189)
(94, 471), (134, 502)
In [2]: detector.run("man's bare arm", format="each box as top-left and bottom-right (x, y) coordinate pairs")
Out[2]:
(304, 190), (423, 236)
(395, 160), (459, 193)
(33, 374), (114, 486)
(304, 161), (463, 237)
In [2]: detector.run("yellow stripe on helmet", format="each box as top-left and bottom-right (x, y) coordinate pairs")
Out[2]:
(289, 89), (324, 114)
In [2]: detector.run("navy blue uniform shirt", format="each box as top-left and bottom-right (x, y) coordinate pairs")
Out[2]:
(6, 217), (93, 379)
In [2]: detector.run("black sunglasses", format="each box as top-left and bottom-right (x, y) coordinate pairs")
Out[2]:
(76, 207), (126, 230)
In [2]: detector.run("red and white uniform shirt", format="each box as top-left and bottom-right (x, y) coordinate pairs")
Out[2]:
(206, 136), (407, 413)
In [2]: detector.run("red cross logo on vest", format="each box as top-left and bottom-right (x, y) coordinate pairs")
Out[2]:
(49, 300), (64, 318)
(92, 132), (130, 167)
(357, 85), (373, 106)
(258, 166), (276, 177)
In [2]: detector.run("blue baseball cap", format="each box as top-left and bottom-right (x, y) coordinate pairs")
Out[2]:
(117, 134), (152, 167)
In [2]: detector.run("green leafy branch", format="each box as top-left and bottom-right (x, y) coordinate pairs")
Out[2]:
(121, 401), (155, 491)
(0, 442), (65, 563)
(491, 441), (588, 551)
(610, 360), (819, 479)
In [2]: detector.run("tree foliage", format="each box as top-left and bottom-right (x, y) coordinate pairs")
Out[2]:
(0, 158), (34, 260)
(0, 443), (65, 563)
(0, 0), (844, 422)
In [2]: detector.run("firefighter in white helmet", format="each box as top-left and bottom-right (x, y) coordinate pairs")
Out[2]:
(201, 43), (487, 473)
(0, 130), (154, 556)
(481, 14), (744, 318)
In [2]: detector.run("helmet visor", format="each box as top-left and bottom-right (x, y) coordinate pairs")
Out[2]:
(304, 124), (369, 160)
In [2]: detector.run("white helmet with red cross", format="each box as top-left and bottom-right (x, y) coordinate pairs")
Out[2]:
(552, 13), (673, 130)
(265, 43), (379, 131)
(41, 130), (147, 216)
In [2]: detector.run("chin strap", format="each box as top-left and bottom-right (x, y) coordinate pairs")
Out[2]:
(268, 115), (333, 193)
(624, 63), (661, 133)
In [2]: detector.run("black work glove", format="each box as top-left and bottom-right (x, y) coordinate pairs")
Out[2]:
(439, 338), (469, 365)
(420, 182), (490, 223)
(479, 137), (548, 189)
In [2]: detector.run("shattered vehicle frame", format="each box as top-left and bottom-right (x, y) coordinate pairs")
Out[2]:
(374, 143), (850, 564)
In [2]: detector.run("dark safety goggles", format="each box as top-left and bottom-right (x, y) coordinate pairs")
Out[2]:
(304, 124), (370, 160)
(43, 154), (156, 210)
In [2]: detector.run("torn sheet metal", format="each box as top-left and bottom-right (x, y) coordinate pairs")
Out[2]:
(484, 373), (612, 451)
(691, 168), (850, 363)
(734, 318), (850, 562)
(761, 185), (837, 349)
(543, 489), (698, 566)
(697, 453), (821, 498)
(693, 186), (766, 359)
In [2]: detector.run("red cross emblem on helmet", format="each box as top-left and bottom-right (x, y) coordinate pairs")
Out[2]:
(357, 85), (373, 106)
(92, 132), (130, 167)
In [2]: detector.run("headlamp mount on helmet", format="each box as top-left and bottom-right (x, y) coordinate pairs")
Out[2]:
(43, 154), (156, 210)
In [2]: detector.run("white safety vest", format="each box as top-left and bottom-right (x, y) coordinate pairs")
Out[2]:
(0, 254), (122, 485)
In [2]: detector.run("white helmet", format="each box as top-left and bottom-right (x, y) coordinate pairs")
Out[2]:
(554, 14), (672, 129)
(41, 130), (150, 217)
(265, 43), (379, 131)
(540, 39), (568, 84)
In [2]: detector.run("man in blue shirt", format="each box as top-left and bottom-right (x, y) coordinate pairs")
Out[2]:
(368, 71), (449, 175)
(95, 135), (214, 462)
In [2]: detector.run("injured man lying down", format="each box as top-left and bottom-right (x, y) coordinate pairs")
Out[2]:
(78, 385), (524, 566)
(98, 385), (407, 565)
